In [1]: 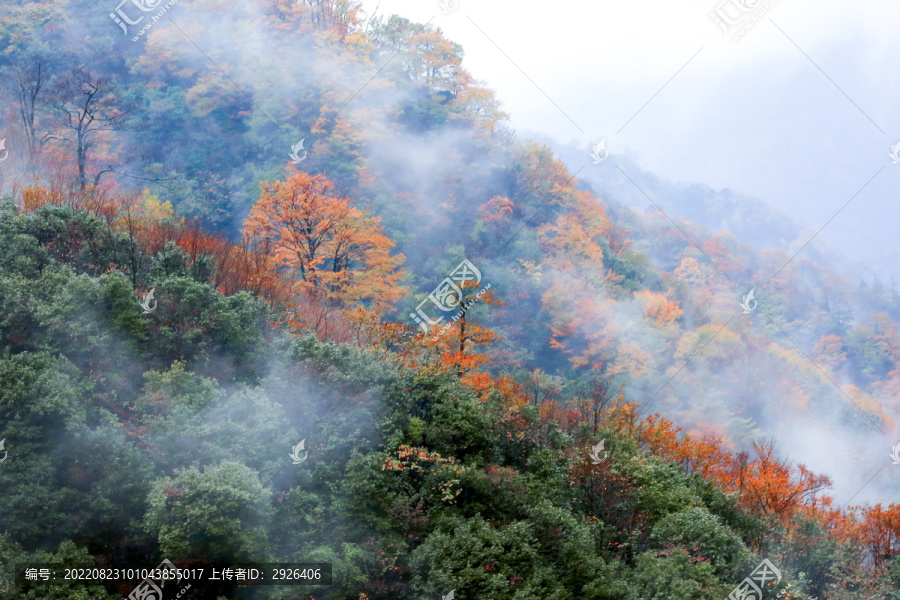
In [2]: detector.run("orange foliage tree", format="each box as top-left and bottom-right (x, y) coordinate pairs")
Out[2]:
(571, 397), (837, 545)
(242, 170), (405, 312)
(852, 503), (900, 566)
(537, 190), (610, 271)
(428, 282), (502, 380)
(633, 290), (683, 326)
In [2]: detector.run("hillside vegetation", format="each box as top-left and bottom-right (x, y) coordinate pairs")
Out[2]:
(0, 1), (899, 598)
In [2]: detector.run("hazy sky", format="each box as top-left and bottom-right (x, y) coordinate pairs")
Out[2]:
(362, 0), (900, 280)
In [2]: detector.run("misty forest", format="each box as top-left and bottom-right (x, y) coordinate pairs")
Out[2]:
(1, 1), (899, 599)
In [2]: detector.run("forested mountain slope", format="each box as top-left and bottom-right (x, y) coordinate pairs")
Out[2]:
(0, 1), (898, 598)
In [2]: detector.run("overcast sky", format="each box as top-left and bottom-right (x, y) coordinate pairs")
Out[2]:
(362, 0), (900, 281)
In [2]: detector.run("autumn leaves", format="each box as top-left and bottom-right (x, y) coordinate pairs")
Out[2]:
(243, 170), (405, 317)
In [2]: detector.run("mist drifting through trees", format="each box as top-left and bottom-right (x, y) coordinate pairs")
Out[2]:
(0, 1), (899, 599)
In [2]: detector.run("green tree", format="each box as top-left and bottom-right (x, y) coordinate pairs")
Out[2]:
(12, 540), (118, 599)
(409, 515), (566, 600)
(649, 506), (750, 576)
(0, 352), (88, 543)
(143, 461), (273, 563)
(630, 548), (731, 600)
